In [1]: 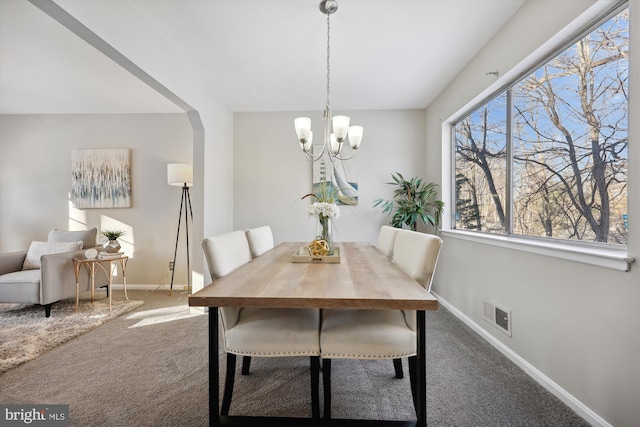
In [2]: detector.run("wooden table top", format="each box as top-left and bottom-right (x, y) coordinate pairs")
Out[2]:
(189, 242), (438, 311)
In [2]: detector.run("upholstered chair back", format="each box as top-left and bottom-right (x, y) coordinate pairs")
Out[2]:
(202, 230), (253, 330)
(392, 229), (443, 332)
(392, 229), (442, 292)
(245, 226), (274, 258)
(376, 225), (398, 258)
(202, 231), (252, 280)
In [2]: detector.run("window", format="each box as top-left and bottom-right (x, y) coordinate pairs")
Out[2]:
(454, 5), (629, 247)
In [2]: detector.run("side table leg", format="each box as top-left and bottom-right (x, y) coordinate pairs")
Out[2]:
(122, 258), (129, 300)
(108, 261), (113, 312)
(74, 261), (81, 312)
(90, 263), (95, 303)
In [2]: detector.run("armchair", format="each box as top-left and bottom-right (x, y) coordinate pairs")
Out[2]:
(0, 228), (104, 317)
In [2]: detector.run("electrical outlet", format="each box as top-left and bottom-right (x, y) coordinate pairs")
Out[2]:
(169, 261), (174, 270)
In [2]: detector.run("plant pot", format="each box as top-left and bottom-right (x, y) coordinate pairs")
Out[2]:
(103, 239), (121, 253)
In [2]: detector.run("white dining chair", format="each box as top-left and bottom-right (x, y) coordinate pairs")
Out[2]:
(202, 230), (321, 418)
(376, 225), (398, 259)
(376, 225), (405, 378)
(319, 229), (443, 419)
(245, 225), (274, 258)
(240, 225), (275, 375)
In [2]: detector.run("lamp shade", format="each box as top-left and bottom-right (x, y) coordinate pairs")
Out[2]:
(294, 117), (312, 141)
(299, 131), (313, 152)
(167, 163), (193, 187)
(332, 115), (350, 141)
(348, 125), (363, 149)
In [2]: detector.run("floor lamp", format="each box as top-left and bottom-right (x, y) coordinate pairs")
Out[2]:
(167, 163), (193, 295)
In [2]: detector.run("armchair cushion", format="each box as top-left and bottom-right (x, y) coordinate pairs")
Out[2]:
(22, 241), (83, 270)
(48, 227), (97, 249)
(0, 269), (41, 304)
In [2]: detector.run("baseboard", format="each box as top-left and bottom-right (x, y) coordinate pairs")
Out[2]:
(432, 292), (611, 427)
(109, 284), (182, 291)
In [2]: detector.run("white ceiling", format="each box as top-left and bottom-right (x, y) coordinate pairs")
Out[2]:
(0, 0), (526, 115)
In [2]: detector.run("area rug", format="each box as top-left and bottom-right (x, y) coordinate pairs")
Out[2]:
(0, 296), (144, 374)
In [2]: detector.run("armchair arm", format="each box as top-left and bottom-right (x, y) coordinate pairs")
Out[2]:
(0, 250), (28, 276)
(40, 248), (106, 305)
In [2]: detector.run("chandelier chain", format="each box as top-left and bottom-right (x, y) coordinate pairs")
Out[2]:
(294, 0), (361, 163)
(326, 13), (331, 111)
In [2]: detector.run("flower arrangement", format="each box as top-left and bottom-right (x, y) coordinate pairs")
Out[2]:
(302, 178), (340, 255)
(308, 201), (340, 219)
(302, 177), (341, 219)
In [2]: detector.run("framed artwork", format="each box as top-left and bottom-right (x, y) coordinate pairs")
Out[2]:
(312, 155), (358, 206)
(71, 149), (131, 208)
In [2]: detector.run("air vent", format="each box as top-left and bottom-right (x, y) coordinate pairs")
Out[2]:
(483, 297), (512, 336)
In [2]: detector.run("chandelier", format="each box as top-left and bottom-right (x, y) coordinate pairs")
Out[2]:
(294, 0), (363, 162)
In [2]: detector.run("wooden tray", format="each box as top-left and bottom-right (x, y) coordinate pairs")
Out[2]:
(292, 246), (341, 263)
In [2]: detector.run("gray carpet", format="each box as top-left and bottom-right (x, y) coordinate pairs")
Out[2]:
(0, 290), (589, 426)
(0, 295), (144, 374)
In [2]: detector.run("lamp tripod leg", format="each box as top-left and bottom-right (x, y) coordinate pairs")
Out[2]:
(169, 188), (186, 296)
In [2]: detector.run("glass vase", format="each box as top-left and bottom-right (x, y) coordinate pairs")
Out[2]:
(316, 216), (334, 255)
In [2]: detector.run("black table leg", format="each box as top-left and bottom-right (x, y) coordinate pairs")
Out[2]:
(210, 308), (220, 426)
(416, 310), (426, 427)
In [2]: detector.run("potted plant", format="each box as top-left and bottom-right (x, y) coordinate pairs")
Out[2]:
(101, 229), (125, 253)
(374, 172), (444, 232)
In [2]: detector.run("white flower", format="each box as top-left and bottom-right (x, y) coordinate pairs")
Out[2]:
(308, 202), (340, 219)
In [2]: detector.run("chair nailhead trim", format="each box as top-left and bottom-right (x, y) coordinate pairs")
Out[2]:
(226, 349), (320, 356)
(320, 352), (416, 359)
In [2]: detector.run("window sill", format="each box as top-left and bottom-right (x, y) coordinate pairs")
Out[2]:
(439, 230), (634, 272)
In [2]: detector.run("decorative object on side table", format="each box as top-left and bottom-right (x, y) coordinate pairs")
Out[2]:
(302, 178), (340, 256)
(374, 172), (445, 232)
(84, 248), (98, 259)
(101, 229), (125, 253)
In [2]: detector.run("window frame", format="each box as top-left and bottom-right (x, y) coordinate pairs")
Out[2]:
(445, 0), (633, 272)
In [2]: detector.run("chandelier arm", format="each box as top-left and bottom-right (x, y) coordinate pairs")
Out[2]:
(304, 144), (328, 162)
(328, 150), (355, 161)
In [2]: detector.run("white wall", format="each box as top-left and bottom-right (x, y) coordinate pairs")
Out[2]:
(233, 110), (426, 244)
(426, 1), (639, 426)
(0, 113), (194, 286)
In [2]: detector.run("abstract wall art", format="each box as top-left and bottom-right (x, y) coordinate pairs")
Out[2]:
(71, 149), (131, 208)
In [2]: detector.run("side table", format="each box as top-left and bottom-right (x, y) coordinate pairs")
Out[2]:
(73, 255), (129, 312)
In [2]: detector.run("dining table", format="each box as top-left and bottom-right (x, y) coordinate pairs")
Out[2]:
(188, 241), (439, 427)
